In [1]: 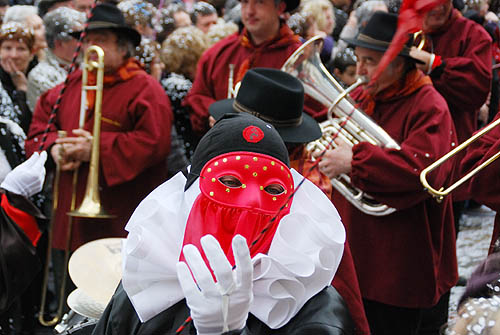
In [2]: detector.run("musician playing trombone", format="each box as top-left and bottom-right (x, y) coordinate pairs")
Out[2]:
(24, 2), (172, 307)
(460, 111), (500, 256)
(317, 12), (458, 334)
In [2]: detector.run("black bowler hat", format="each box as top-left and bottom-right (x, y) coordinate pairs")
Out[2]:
(343, 11), (424, 64)
(70, 3), (141, 47)
(209, 68), (322, 144)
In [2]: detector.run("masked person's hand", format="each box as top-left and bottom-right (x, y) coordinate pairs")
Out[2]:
(1, 151), (47, 197)
(176, 234), (253, 335)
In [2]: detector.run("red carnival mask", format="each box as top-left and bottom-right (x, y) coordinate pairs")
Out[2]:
(181, 151), (294, 268)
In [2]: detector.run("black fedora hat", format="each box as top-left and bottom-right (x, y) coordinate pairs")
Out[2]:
(343, 11), (424, 64)
(209, 68), (322, 144)
(70, 3), (141, 47)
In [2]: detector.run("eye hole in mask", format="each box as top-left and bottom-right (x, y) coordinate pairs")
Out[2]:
(264, 184), (285, 195)
(218, 175), (286, 196)
(219, 175), (243, 188)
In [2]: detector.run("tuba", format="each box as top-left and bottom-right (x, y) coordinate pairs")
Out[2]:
(282, 36), (400, 216)
(38, 45), (113, 326)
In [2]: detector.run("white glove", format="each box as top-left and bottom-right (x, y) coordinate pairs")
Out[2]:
(176, 234), (253, 335)
(1, 151), (47, 197)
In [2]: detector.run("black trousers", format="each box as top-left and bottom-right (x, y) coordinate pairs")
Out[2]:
(364, 292), (450, 335)
(363, 299), (422, 335)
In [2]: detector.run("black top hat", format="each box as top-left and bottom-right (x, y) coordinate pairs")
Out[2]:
(343, 11), (424, 64)
(70, 3), (141, 47)
(209, 68), (322, 144)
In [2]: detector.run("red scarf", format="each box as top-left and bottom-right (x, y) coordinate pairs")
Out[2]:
(85, 58), (145, 113)
(236, 23), (300, 83)
(357, 69), (432, 115)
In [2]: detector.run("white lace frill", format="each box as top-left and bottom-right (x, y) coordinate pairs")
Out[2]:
(122, 169), (345, 328)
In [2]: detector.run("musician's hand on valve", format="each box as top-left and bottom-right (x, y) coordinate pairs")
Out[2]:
(409, 47), (432, 72)
(55, 129), (92, 163)
(1, 151), (47, 197)
(318, 138), (353, 179)
(176, 234), (253, 335)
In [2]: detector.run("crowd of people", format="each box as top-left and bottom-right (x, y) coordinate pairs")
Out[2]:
(0, 0), (499, 333)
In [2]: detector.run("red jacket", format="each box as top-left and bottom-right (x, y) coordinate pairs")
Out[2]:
(427, 10), (492, 200)
(184, 27), (301, 135)
(26, 67), (172, 251)
(333, 83), (458, 308)
(460, 111), (500, 254)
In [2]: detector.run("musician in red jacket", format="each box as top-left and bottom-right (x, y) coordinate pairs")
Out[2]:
(460, 111), (500, 255)
(25, 4), (172, 252)
(183, 0), (302, 135)
(318, 12), (458, 334)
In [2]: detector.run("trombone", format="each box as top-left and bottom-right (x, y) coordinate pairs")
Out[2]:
(38, 45), (113, 326)
(420, 117), (500, 202)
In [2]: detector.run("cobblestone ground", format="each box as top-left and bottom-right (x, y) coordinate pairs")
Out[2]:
(448, 205), (496, 324)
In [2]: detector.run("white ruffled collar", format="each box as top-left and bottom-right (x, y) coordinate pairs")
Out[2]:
(122, 169), (345, 329)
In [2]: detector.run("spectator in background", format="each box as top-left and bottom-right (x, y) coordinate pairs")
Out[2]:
(205, 0), (225, 17)
(37, 0), (72, 18)
(190, 1), (218, 33)
(118, 0), (156, 39)
(27, 7), (86, 110)
(0, 0), (8, 25)
(161, 26), (209, 164)
(118, 0), (163, 80)
(327, 47), (357, 87)
(206, 18), (238, 45)
(134, 38), (163, 80)
(287, 12), (316, 39)
(301, 0), (335, 62)
(155, 3), (191, 44)
(71, 0), (93, 15)
(167, 2), (192, 28)
(0, 22), (36, 180)
(3, 5), (47, 62)
(337, 0), (387, 54)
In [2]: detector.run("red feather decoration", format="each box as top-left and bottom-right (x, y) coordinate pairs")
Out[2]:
(370, 0), (447, 83)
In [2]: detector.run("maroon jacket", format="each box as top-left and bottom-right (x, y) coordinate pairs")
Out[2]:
(333, 82), (458, 308)
(26, 66), (172, 251)
(428, 9), (492, 144)
(427, 9), (492, 200)
(460, 112), (500, 254)
(184, 28), (301, 135)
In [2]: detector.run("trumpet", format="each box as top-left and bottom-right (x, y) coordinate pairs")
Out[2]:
(282, 35), (400, 216)
(227, 63), (241, 99)
(420, 117), (500, 202)
(38, 45), (113, 326)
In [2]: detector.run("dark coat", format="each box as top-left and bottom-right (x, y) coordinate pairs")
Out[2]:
(92, 283), (355, 335)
